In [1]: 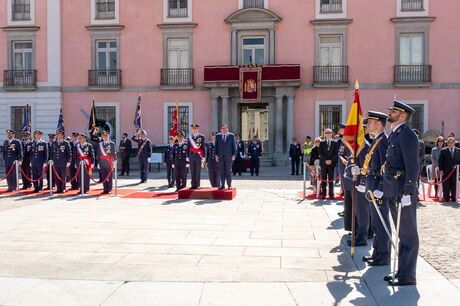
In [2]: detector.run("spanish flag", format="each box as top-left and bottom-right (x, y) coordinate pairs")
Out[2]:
(343, 81), (366, 157)
(169, 102), (179, 137)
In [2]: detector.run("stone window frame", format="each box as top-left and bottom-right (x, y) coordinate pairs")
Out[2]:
(90, 0), (119, 25)
(314, 25), (348, 67)
(5, 28), (38, 71)
(397, 0), (429, 18)
(163, 0), (193, 23)
(87, 26), (123, 71)
(315, 0), (347, 20)
(394, 20), (431, 66)
(238, 30), (270, 66)
(238, 0), (269, 10)
(7, 0), (35, 26)
(314, 100), (346, 137)
(158, 24), (195, 71)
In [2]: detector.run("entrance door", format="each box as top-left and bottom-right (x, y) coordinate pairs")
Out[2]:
(240, 104), (269, 153)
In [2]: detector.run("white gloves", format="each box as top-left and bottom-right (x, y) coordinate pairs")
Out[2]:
(43, 163), (47, 168)
(373, 190), (384, 199)
(351, 165), (360, 176)
(186, 164), (190, 168)
(172, 164), (175, 168)
(66, 162), (70, 168)
(186, 157), (190, 162)
(356, 184), (366, 193)
(289, 157), (291, 160)
(147, 158), (151, 162)
(97, 165), (100, 169)
(401, 195), (412, 207)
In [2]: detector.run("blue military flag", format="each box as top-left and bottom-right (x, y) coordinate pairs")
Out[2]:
(133, 94), (142, 129)
(56, 107), (65, 133)
(22, 104), (31, 133)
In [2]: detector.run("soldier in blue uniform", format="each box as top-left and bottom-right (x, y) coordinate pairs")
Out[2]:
(173, 132), (189, 191)
(76, 134), (95, 194)
(91, 130), (117, 194)
(360, 111), (392, 267)
(20, 131), (32, 190)
(248, 136), (262, 176)
(382, 100), (419, 286)
(188, 123), (205, 189)
(69, 133), (80, 190)
(45, 133), (56, 190)
(3, 129), (22, 192)
(289, 137), (302, 175)
(30, 130), (49, 193)
(51, 129), (71, 193)
(119, 133), (132, 176)
(233, 134), (245, 176)
(164, 136), (176, 188)
(206, 132), (220, 187)
(132, 130), (152, 184)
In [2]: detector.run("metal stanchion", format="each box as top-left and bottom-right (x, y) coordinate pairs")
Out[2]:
(49, 160), (53, 195)
(302, 161), (307, 199)
(316, 165), (321, 198)
(80, 160), (85, 196)
(456, 165), (459, 203)
(15, 160), (19, 193)
(114, 160), (118, 197)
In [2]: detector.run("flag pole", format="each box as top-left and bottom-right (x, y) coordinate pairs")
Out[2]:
(350, 80), (359, 258)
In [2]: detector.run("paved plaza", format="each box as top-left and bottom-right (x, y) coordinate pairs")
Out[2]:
(0, 167), (459, 305)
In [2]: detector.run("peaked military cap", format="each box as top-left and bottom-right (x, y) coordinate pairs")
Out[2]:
(56, 129), (65, 135)
(101, 130), (109, 136)
(388, 100), (415, 114)
(22, 131), (31, 136)
(339, 123), (346, 129)
(34, 130), (43, 135)
(191, 123), (200, 128)
(365, 111), (388, 122)
(72, 132), (80, 136)
(48, 133), (56, 138)
(6, 129), (15, 134)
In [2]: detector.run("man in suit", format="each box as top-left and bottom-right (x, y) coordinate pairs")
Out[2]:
(438, 136), (460, 202)
(3, 129), (23, 192)
(319, 128), (339, 200)
(215, 123), (236, 189)
(206, 132), (220, 187)
(119, 133), (132, 176)
(233, 133), (245, 176)
(289, 137), (302, 175)
(51, 129), (71, 193)
(164, 136), (176, 188)
(30, 130), (49, 193)
(132, 130), (152, 184)
(188, 123), (206, 189)
(248, 135), (262, 176)
(20, 131), (32, 190)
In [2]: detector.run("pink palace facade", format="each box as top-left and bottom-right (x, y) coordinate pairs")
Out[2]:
(1, 0), (460, 164)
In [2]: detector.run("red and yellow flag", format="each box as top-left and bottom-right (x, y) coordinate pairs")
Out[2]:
(343, 81), (366, 157)
(169, 102), (179, 137)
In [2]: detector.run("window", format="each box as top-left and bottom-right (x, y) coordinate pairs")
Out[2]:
(242, 37), (265, 65)
(95, 106), (117, 139)
(168, 0), (188, 17)
(319, 35), (342, 66)
(167, 38), (190, 69)
(243, 0), (265, 9)
(320, 0), (342, 14)
(95, 0), (115, 20)
(407, 104), (424, 133)
(96, 40), (118, 70)
(167, 105), (190, 138)
(319, 104), (342, 135)
(12, 0), (31, 21)
(11, 106), (30, 133)
(399, 33), (424, 65)
(89, 40), (120, 87)
(401, 0), (424, 12)
(12, 41), (33, 70)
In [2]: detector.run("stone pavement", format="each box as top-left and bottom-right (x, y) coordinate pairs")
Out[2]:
(0, 167), (459, 305)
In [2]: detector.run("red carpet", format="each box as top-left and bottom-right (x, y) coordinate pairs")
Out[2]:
(121, 191), (178, 199)
(0, 188), (136, 197)
(298, 192), (344, 200)
(178, 188), (236, 200)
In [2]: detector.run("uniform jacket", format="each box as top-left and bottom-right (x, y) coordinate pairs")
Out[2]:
(173, 140), (189, 166)
(248, 141), (262, 160)
(51, 140), (71, 167)
(91, 134), (117, 164)
(235, 140), (245, 160)
(21, 140), (32, 163)
(366, 132), (388, 191)
(76, 142), (95, 167)
(30, 140), (49, 167)
(164, 144), (175, 165)
(289, 143), (302, 159)
(188, 134), (206, 159)
(205, 141), (218, 168)
(3, 138), (22, 164)
(132, 136), (152, 159)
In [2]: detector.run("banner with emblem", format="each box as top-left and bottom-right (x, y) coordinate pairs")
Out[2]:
(239, 67), (262, 102)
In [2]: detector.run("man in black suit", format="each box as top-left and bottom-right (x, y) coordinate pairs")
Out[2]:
(215, 123), (236, 189)
(318, 128), (339, 199)
(438, 136), (460, 202)
(119, 133), (132, 176)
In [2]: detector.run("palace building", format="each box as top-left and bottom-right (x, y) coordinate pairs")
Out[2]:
(1, 0), (459, 164)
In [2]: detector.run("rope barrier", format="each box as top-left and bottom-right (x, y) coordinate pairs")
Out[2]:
(310, 170), (341, 183)
(51, 164), (81, 184)
(86, 164), (115, 184)
(420, 167), (457, 186)
(0, 163), (15, 181)
(19, 165), (48, 183)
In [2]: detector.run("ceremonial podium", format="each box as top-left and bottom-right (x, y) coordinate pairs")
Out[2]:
(178, 188), (236, 200)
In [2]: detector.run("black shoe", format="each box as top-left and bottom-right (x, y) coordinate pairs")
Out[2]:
(338, 211), (344, 217)
(384, 274), (397, 282)
(228, 186), (232, 190)
(291, 173), (295, 175)
(44, 187), (50, 190)
(346, 240), (367, 247)
(367, 233), (375, 239)
(362, 255), (372, 262)
(329, 196), (335, 200)
(32, 189), (40, 193)
(101, 191), (110, 195)
(218, 186), (225, 190)
(388, 278), (416, 286)
(367, 259), (390, 266)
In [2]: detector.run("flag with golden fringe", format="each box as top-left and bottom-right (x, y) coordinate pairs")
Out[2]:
(343, 82), (366, 157)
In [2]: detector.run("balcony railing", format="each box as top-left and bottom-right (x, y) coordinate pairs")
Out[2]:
(12, 2), (31, 21)
(320, 0), (343, 14)
(168, 0), (188, 17)
(394, 65), (431, 84)
(313, 66), (348, 85)
(95, 0), (115, 19)
(243, 0), (265, 9)
(401, 0), (424, 12)
(161, 68), (194, 87)
(88, 70), (121, 88)
(3, 70), (37, 89)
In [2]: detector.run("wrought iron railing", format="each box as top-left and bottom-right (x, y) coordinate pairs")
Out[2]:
(3, 70), (37, 88)
(314, 66), (348, 84)
(12, 1), (31, 21)
(320, 0), (343, 14)
(243, 0), (265, 9)
(394, 65), (431, 84)
(401, 0), (424, 12)
(161, 68), (194, 86)
(95, 0), (116, 19)
(88, 69), (121, 88)
(168, 0), (188, 17)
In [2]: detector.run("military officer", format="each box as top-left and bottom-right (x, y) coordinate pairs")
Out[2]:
(91, 130), (116, 194)
(76, 134), (95, 194)
(132, 130), (152, 184)
(173, 132), (189, 191)
(69, 132), (80, 190)
(206, 132), (220, 187)
(51, 129), (71, 193)
(3, 129), (22, 192)
(30, 130), (48, 193)
(289, 137), (302, 175)
(382, 100), (419, 286)
(360, 111), (391, 267)
(119, 133), (132, 176)
(45, 133), (56, 190)
(248, 135), (262, 176)
(233, 133), (245, 176)
(20, 131), (33, 189)
(164, 136), (175, 188)
(188, 123), (205, 189)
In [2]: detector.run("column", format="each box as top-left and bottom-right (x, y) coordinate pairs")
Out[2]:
(269, 30), (275, 64)
(231, 30), (238, 65)
(274, 95), (283, 155)
(221, 96), (229, 125)
(286, 96), (295, 152)
(211, 96), (218, 131)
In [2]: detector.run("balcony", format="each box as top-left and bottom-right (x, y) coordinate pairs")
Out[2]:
(12, 2), (31, 21)
(313, 66), (349, 87)
(3, 70), (37, 90)
(394, 65), (431, 86)
(95, 0), (115, 19)
(161, 68), (194, 88)
(320, 0), (343, 14)
(88, 69), (121, 89)
(401, 0), (424, 12)
(168, 0), (188, 17)
(243, 0), (264, 9)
